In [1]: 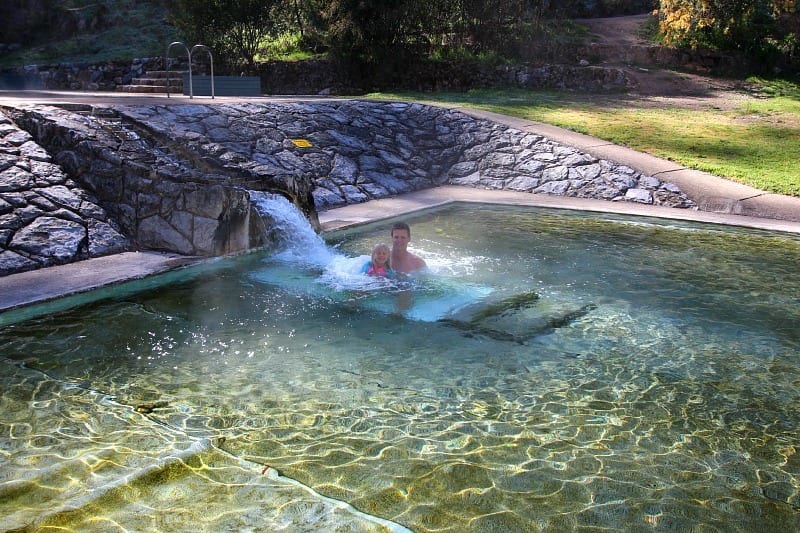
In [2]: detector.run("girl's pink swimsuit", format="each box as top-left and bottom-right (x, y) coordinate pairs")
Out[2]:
(361, 262), (397, 278)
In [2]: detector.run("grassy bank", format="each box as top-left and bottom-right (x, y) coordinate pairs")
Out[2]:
(369, 83), (800, 197)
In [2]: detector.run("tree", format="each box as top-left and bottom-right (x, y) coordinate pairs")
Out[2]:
(0, 0), (57, 45)
(655, 0), (800, 72)
(322, 0), (426, 63)
(167, 0), (282, 73)
(322, 0), (558, 63)
(657, 0), (799, 52)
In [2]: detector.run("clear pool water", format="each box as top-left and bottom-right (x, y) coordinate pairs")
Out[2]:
(2, 203), (799, 531)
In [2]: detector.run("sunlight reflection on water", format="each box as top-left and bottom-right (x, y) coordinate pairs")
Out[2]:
(1, 204), (799, 531)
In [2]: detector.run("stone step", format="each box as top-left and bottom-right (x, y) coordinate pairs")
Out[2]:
(142, 70), (187, 79)
(117, 69), (185, 93)
(131, 77), (182, 86)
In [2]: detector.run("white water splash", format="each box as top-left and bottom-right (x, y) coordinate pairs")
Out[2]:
(249, 191), (333, 266)
(249, 190), (402, 292)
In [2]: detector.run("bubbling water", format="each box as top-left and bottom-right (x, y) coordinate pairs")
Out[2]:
(250, 191), (333, 266)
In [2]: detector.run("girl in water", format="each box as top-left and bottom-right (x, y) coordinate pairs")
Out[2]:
(361, 243), (396, 278)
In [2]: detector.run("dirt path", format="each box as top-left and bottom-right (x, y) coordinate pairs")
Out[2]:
(578, 14), (653, 47)
(574, 14), (758, 110)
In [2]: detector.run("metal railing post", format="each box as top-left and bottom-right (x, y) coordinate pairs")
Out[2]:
(191, 44), (215, 99)
(165, 41), (191, 98)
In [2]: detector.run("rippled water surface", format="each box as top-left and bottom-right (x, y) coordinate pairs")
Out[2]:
(2, 204), (800, 531)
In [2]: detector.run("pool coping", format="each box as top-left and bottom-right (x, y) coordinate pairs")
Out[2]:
(2, 186), (799, 315)
(0, 251), (203, 314)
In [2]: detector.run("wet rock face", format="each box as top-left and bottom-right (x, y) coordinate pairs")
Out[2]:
(1, 100), (695, 277)
(0, 114), (129, 276)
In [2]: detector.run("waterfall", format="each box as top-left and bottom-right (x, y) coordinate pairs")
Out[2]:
(248, 191), (333, 266)
(247, 189), (402, 292)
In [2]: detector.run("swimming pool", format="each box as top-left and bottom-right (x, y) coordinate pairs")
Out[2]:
(2, 202), (799, 531)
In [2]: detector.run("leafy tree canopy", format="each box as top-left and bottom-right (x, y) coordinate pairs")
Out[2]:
(657, 1), (799, 56)
(167, 0), (283, 73)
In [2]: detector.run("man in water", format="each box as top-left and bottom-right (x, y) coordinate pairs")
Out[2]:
(388, 221), (425, 314)
(390, 221), (426, 273)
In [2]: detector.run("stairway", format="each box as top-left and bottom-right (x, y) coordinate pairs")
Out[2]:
(117, 70), (184, 94)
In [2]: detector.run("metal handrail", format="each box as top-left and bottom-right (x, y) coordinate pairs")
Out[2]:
(165, 41), (190, 98)
(191, 44), (215, 99)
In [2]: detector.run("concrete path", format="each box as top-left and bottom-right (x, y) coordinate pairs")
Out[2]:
(1, 90), (799, 315)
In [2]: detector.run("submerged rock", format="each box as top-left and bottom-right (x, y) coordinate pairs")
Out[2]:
(441, 290), (597, 344)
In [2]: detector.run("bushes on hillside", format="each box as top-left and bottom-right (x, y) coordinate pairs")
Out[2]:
(656, 0), (799, 72)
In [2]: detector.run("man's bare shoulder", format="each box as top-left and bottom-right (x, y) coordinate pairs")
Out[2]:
(392, 250), (426, 273)
(409, 253), (427, 269)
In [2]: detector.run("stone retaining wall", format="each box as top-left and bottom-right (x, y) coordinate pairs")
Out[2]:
(1, 45), (749, 95)
(0, 113), (129, 275)
(112, 101), (692, 211)
(3, 57), (635, 95)
(1, 58), (164, 92)
(1, 100), (694, 277)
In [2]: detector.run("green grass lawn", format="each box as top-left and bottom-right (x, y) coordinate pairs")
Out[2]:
(368, 83), (800, 197)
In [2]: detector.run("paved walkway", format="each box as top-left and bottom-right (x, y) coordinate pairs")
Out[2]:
(1, 90), (799, 315)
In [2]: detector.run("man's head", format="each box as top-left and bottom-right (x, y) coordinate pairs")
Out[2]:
(391, 222), (411, 251)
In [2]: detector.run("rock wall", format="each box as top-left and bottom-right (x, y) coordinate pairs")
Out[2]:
(0, 113), (129, 275)
(2, 104), (315, 264)
(0, 57), (164, 91)
(113, 101), (691, 210)
(1, 100), (694, 278)
(257, 60), (635, 94)
(2, 57), (635, 95)
(2, 45), (750, 95)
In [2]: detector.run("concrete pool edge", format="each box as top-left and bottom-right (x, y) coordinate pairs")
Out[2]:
(3, 186), (799, 315)
(0, 251), (206, 314)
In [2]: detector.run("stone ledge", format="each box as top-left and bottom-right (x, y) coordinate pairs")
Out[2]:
(0, 251), (200, 316)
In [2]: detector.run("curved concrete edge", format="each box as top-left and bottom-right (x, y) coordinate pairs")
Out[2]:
(318, 185), (800, 235)
(0, 251), (202, 313)
(737, 193), (800, 221)
(446, 106), (800, 223)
